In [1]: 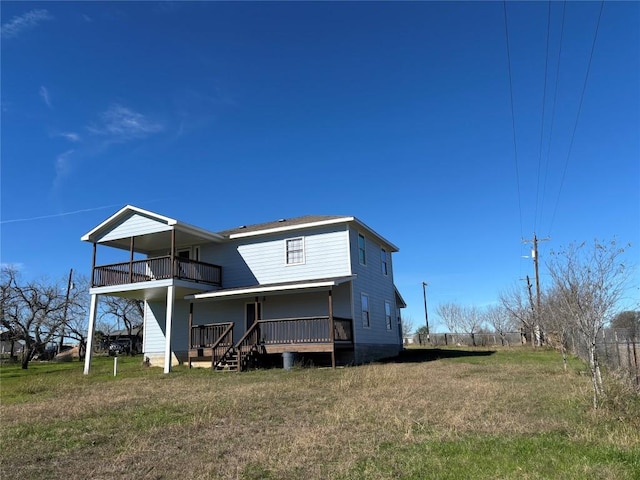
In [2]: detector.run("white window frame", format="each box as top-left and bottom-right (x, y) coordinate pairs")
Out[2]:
(285, 237), (305, 265)
(381, 247), (388, 275)
(385, 301), (392, 331)
(358, 233), (367, 266)
(361, 293), (370, 328)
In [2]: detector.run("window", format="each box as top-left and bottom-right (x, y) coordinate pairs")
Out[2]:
(358, 234), (366, 265)
(286, 237), (304, 265)
(361, 294), (370, 328)
(385, 301), (392, 330)
(381, 248), (388, 275)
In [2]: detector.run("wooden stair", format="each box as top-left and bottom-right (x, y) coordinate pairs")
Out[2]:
(214, 348), (239, 371)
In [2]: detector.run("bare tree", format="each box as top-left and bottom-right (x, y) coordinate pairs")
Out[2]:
(540, 287), (572, 371)
(61, 275), (90, 361)
(436, 302), (464, 333)
(458, 305), (483, 347)
(1, 266), (67, 369)
(484, 304), (512, 346)
(500, 284), (535, 345)
(100, 296), (144, 355)
(547, 239), (631, 409)
(401, 316), (415, 338)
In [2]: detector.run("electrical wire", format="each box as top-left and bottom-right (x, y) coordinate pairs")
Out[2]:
(539, 0), (567, 237)
(502, 0), (524, 241)
(548, 0), (605, 236)
(534, 1), (552, 234)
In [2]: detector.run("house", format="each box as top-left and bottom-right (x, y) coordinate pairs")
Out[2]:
(82, 206), (406, 374)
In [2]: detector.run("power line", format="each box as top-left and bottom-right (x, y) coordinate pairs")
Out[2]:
(534, 1), (552, 233)
(548, 0), (605, 236)
(502, 0), (524, 240)
(539, 0), (567, 235)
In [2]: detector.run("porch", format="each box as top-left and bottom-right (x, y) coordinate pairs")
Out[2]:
(188, 316), (354, 371)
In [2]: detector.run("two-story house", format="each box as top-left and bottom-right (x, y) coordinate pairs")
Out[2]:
(82, 206), (405, 374)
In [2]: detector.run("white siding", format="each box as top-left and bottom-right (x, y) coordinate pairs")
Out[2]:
(349, 227), (401, 348)
(143, 298), (191, 356)
(236, 227), (350, 284)
(144, 300), (166, 355)
(195, 226), (350, 288)
(99, 212), (171, 243)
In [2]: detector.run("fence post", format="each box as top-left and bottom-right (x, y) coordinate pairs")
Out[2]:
(633, 339), (639, 387)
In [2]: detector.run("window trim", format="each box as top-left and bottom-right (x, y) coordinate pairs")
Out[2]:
(285, 236), (305, 265)
(385, 301), (393, 331)
(361, 293), (370, 328)
(358, 233), (367, 266)
(381, 247), (388, 275)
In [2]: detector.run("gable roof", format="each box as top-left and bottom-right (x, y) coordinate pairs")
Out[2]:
(218, 215), (398, 252)
(81, 205), (224, 250)
(217, 215), (350, 237)
(82, 207), (398, 252)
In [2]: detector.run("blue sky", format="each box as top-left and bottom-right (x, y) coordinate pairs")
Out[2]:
(2, 1), (638, 331)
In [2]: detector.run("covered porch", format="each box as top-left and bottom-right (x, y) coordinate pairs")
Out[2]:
(187, 276), (356, 370)
(81, 205), (225, 290)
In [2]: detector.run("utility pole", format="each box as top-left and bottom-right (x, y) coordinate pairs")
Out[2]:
(522, 234), (549, 346)
(422, 282), (430, 343)
(59, 268), (74, 353)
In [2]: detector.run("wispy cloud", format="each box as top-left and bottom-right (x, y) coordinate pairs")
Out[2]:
(1, 9), (53, 39)
(53, 149), (75, 188)
(54, 131), (81, 142)
(88, 104), (164, 140)
(39, 86), (52, 108)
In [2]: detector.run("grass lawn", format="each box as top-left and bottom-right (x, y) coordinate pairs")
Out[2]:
(1, 348), (639, 479)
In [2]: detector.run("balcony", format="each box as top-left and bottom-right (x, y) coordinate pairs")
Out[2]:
(92, 256), (222, 288)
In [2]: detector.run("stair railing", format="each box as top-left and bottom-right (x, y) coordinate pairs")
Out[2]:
(234, 321), (263, 371)
(210, 322), (235, 369)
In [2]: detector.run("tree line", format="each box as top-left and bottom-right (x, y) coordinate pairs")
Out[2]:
(416, 239), (637, 409)
(0, 266), (143, 369)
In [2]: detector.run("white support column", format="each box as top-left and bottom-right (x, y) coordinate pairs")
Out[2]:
(83, 293), (99, 375)
(164, 285), (175, 374)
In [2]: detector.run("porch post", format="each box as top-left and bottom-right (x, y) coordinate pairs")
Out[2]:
(170, 229), (176, 278)
(188, 302), (194, 369)
(164, 285), (175, 373)
(83, 293), (99, 375)
(91, 242), (97, 287)
(129, 237), (134, 284)
(254, 296), (259, 323)
(329, 288), (335, 369)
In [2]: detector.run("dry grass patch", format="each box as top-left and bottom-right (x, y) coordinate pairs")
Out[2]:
(1, 349), (639, 479)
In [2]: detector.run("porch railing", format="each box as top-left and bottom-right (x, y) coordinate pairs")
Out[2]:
(92, 256), (222, 287)
(258, 316), (353, 345)
(191, 322), (233, 348)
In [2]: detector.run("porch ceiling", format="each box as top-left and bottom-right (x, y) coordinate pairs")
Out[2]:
(187, 275), (356, 301)
(97, 229), (215, 254)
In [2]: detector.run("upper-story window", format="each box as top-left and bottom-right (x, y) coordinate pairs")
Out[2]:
(358, 233), (366, 265)
(381, 248), (388, 275)
(285, 237), (305, 265)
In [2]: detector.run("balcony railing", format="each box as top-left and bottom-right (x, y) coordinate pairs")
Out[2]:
(92, 256), (222, 287)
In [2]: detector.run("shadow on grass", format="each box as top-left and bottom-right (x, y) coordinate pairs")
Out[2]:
(379, 348), (497, 364)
